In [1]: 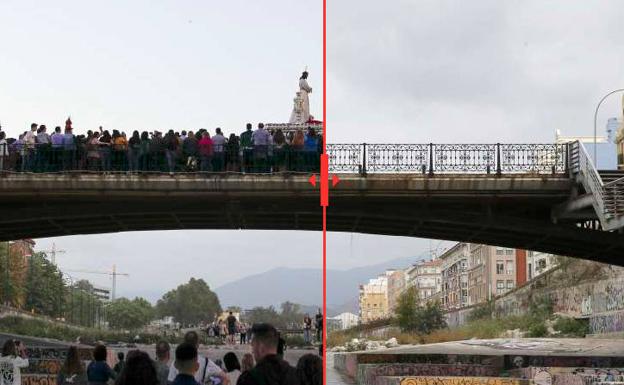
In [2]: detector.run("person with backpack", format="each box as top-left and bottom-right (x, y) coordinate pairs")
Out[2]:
(167, 331), (228, 385)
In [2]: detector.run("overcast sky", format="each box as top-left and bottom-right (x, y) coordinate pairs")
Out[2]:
(5, 1), (624, 303)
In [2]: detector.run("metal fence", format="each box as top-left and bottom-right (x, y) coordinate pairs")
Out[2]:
(327, 143), (569, 175)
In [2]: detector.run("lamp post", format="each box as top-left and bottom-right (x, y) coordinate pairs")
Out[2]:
(594, 89), (624, 164)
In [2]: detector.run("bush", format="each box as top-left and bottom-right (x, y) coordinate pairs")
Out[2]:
(527, 322), (548, 337)
(284, 334), (306, 347)
(553, 316), (588, 337)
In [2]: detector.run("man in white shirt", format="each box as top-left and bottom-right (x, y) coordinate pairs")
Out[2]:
(211, 128), (227, 172)
(251, 123), (271, 172)
(167, 331), (228, 385)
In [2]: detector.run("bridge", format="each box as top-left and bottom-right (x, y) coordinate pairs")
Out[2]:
(0, 141), (622, 265)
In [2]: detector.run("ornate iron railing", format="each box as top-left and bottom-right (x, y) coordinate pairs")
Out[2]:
(327, 143), (568, 175)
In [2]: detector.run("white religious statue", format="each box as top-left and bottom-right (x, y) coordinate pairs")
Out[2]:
(289, 70), (312, 124)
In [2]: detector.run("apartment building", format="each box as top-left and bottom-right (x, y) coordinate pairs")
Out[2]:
(406, 258), (442, 304)
(439, 243), (470, 310)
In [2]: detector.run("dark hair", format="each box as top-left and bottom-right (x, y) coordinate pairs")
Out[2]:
(183, 331), (199, 347)
(296, 354), (322, 385)
(93, 344), (107, 361)
(155, 341), (170, 360)
(1, 340), (17, 357)
(31, 123), (37, 129)
(300, 71), (308, 79)
(62, 346), (85, 376)
(175, 342), (198, 363)
(55, 126), (61, 133)
(246, 123), (252, 130)
(250, 323), (278, 349)
(118, 351), (125, 361)
(223, 352), (240, 372)
(115, 350), (158, 385)
(140, 131), (149, 141)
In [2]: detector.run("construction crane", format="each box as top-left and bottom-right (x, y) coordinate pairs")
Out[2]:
(64, 265), (129, 301)
(39, 242), (66, 265)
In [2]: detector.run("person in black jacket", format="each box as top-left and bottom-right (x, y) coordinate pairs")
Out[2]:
(236, 323), (300, 385)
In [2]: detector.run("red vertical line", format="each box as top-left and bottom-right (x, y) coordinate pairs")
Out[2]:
(322, 0), (327, 382)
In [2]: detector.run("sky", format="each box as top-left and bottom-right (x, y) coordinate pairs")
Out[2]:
(4, 1), (624, 303)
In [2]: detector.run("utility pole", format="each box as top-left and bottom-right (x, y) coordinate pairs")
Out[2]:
(40, 243), (66, 265)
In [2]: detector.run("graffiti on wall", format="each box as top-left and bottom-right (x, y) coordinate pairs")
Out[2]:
(509, 366), (624, 385)
(589, 311), (624, 334)
(398, 377), (529, 385)
(22, 374), (57, 385)
(358, 364), (500, 385)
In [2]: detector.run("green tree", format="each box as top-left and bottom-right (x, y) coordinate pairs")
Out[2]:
(106, 297), (154, 330)
(156, 278), (221, 325)
(395, 287), (446, 335)
(25, 253), (66, 318)
(395, 286), (420, 332)
(243, 306), (281, 326)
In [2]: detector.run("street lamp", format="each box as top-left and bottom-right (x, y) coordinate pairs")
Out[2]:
(594, 89), (624, 164)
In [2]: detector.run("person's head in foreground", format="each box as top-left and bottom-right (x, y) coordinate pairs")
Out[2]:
(241, 353), (255, 372)
(223, 352), (240, 373)
(115, 350), (159, 385)
(296, 354), (322, 385)
(250, 323), (279, 362)
(174, 342), (199, 377)
(183, 330), (199, 348)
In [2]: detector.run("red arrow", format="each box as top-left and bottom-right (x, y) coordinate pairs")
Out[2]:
(308, 174), (317, 187)
(332, 174), (340, 187)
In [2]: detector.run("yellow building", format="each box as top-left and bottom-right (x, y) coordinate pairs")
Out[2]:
(358, 273), (391, 324)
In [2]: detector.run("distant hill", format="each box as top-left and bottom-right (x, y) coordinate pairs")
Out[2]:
(215, 256), (419, 315)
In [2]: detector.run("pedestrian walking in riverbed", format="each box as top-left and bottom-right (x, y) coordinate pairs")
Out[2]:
(0, 339), (29, 385)
(303, 314), (312, 345)
(57, 346), (87, 385)
(239, 322), (248, 344)
(226, 312), (237, 344)
(315, 309), (323, 343)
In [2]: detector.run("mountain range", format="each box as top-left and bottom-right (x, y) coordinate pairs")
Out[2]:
(214, 256), (419, 316)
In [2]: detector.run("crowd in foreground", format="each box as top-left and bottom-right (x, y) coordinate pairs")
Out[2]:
(0, 323), (322, 385)
(0, 119), (323, 174)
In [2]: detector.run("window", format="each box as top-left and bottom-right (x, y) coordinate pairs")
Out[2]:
(496, 261), (504, 274)
(506, 261), (514, 275)
(496, 247), (505, 255)
(496, 280), (505, 294)
(505, 248), (514, 255)
(507, 280), (514, 289)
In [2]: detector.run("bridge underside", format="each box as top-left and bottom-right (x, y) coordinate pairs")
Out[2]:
(0, 174), (622, 266)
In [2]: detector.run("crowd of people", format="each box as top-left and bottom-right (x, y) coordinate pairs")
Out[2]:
(0, 119), (323, 174)
(0, 324), (321, 385)
(206, 312), (251, 345)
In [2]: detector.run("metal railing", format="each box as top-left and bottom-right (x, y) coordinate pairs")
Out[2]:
(0, 142), (571, 175)
(327, 143), (569, 175)
(569, 140), (624, 231)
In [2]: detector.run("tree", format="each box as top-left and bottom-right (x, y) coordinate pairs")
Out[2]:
(106, 297), (154, 330)
(395, 287), (446, 335)
(156, 278), (221, 325)
(24, 252), (65, 317)
(243, 306), (281, 326)
(395, 286), (420, 332)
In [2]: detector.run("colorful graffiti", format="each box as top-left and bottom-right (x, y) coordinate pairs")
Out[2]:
(22, 374), (57, 385)
(398, 376), (529, 385)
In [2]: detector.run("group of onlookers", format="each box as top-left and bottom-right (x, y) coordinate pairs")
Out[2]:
(0, 323), (321, 385)
(206, 313), (250, 345)
(0, 120), (323, 174)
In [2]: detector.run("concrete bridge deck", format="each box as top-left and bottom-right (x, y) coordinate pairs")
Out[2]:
(0, 172), (622, 264)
